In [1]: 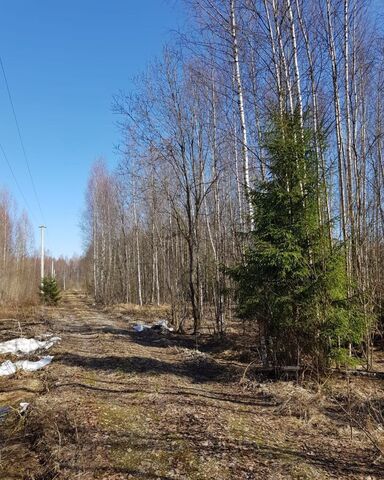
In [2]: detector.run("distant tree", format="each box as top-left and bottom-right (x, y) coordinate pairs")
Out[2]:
(40, 276), (61, 305)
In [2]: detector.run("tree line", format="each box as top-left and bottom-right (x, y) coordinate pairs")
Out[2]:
(0, 189), (37, 304)
(0, 188), (84, 304)
(82, 0), (384, 371)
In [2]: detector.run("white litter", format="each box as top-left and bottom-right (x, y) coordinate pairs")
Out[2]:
(133, 323), (151, 332)
(0, 360), (17, 376)
(19, 402), (29, 413)
(133, 320), (174, 333)
(0, 356), (54, 376)
(0, 336), (61, 355)
(155, 320), (174, 332)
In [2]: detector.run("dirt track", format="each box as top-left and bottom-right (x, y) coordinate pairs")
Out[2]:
(1, 291), (383, 479)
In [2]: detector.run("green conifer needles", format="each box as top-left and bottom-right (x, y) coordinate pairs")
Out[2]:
(40, 277), (61, 305)
(230, 112), (365, 371)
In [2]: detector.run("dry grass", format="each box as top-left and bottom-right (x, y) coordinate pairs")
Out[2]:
(0, 303), (38, 320)
(105, 302), (171, 320)
(1, 291), (384, 479)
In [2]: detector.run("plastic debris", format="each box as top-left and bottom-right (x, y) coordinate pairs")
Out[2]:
(133, 320), (174, 333)
(19, 402), (30, 413)
(133, 323), (151, 333)
(0, 403), (30, 423)
(152, 319), (174, 332)
(0, 406), (11, 423)
(0, 336), (61, 355)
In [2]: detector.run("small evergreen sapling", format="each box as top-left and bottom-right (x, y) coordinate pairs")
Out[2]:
(40, 276), (61, 305)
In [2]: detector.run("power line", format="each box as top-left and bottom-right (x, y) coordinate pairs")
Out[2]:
(0, 54), (45, 223)
(0, 142), (37, 224)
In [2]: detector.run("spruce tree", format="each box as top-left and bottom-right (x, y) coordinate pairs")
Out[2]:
(40, 276), (61, 305)
(231, 112), (365, 371)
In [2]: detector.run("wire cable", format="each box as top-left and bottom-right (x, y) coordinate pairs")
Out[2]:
(0, 54), (45, 223)
(0, 142), (38, 223)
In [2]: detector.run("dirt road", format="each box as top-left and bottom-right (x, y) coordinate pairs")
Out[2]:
(1, 291), (383, 479)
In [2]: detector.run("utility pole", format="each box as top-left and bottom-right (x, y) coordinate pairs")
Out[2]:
(39, 225), (46, 283)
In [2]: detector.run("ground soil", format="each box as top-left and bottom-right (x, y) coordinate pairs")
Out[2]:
(1, 290), (384, 479)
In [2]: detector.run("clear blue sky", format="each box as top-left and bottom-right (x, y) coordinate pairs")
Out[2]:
(0, 0), (185, 258)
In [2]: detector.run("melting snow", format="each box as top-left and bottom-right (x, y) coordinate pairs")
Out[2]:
(0, 356), (54, 376)
(0, 334), (59, 376)
(15, 355), (54, 372)
(0, 336), (61, 355)
(0, 360), (17, 376)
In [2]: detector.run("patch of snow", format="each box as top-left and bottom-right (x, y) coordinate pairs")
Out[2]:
(0, 336), (61, 355)
(0, 360), (17, 376)
(15, 356), (54, 372)
(0, 356), (54, 376)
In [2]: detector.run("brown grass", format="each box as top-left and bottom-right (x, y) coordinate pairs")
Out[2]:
(1, 291), (383, 479)
(105, 302), (171, 319)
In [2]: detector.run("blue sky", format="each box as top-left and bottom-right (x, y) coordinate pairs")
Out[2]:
(0, 0), (185, 257)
